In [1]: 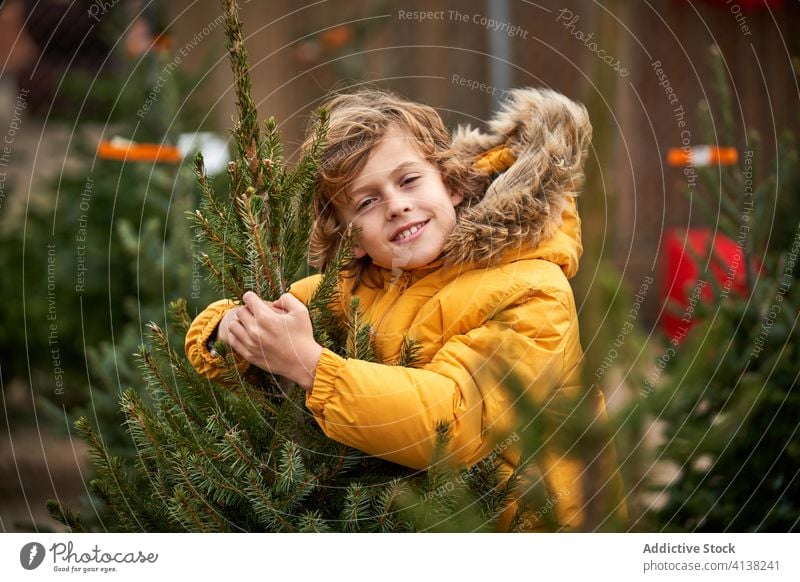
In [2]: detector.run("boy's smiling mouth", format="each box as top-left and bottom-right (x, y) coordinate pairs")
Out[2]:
(391, 220), (430, 243)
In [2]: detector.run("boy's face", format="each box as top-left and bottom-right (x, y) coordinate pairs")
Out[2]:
(338, 127), (463, 271)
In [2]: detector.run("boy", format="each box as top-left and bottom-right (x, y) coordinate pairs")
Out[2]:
(186, 88), (626, 530)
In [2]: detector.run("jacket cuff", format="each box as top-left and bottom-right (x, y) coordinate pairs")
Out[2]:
(185, 299), (250, 381)
(305, 348), (345, 418)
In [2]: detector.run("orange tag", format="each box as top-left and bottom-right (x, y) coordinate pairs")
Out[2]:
(667, 146), (738, 167)
(98, 140), (182, 163)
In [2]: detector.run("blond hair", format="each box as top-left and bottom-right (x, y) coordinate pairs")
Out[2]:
(304, 88), (487, 284)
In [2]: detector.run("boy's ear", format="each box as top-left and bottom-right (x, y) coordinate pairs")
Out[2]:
(352, 246), (367, 259)
(450, 189), (464, 207)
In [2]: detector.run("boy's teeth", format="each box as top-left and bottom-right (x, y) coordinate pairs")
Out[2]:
(396, 223), (421, 241)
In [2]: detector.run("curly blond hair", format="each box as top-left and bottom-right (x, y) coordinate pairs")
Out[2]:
(304, 88), (488, 285)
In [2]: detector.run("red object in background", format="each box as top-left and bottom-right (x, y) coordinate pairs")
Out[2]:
(661, 228), (749, 342)
(320, 25), (355, 51)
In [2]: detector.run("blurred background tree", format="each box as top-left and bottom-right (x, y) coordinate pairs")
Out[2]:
(0, 0), (221, 530)
(639, 48), (800, 532)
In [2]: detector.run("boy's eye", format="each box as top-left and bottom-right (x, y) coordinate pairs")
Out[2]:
(356, 197), (375, 211)
(401, 176), (420, 187)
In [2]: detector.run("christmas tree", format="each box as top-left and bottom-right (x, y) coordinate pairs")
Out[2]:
(49, 0), (534, 532)
(0, 9), (224, 530)
(645, 47), (800, 531)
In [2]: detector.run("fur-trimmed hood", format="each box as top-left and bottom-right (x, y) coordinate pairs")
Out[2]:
(443, 88), (591, 277)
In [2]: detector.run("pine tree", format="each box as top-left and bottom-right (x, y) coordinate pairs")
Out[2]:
(644, 46), (800, 532)
(5, 14), (220, 529)
(0, 9), (212, 406)
(49, 0), (530, 533)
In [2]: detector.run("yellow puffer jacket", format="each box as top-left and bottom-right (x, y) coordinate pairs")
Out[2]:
(185, 88), (627, 531)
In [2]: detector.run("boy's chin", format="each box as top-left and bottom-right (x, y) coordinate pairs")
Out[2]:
(379, 253), (439, 272)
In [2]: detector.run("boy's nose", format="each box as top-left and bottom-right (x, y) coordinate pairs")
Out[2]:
(385, 194), (413, 219)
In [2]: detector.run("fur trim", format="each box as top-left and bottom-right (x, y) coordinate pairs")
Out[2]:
(444, 88), (591, 266)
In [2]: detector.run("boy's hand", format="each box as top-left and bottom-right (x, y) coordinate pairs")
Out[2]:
(226, 291), (323, 393)
(217, 305), (240, 345)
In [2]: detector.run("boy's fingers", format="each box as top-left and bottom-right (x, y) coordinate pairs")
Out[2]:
(242, 292), (283, 328)
(242, 290), (261, 304)
(242, 291), (270, 315)
(235, 305), (257, 329)
(272, 292), (304, 313)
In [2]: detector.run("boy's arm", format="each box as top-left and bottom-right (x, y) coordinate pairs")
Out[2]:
(184, 273), (323, 383)
(306, 284), (580, 470)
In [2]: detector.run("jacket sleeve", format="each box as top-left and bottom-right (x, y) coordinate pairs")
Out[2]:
(306, 282), (579, 470)
(185, 274), (324, 383)
(184, 299), (250, 383)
